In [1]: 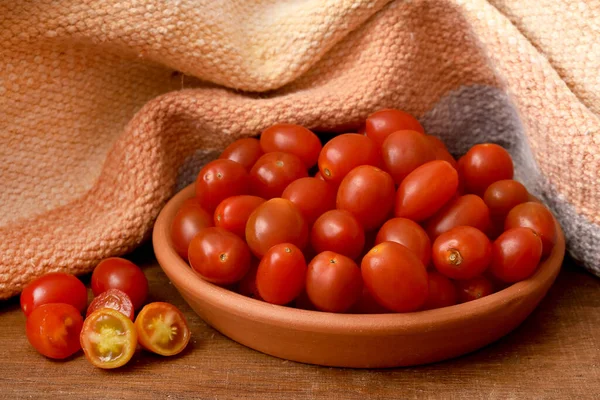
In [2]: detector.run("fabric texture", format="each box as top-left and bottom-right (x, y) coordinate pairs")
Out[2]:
(1, 0), (598, 299)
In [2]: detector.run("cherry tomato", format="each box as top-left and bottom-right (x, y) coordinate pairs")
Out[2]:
(460, 143), (514, 196)
(260, 124), (322, 168)
(483, 180), (529, 221)
(422, 272), (458, 310)
(20, 272), (87, 317)
(188, 227), (251, 285)
(337, 166), (395, 231)
(306, 251), (362, 313)
(282, 177), (337, 226)
(249, 152), (308, 199)
(237, 259), (261, 300)
(361, 241), (428, 313)
(91, 258), (149, 310)
(171, 198), (213, 260)
(26, 303), (83, 359)
(395, 160), (459, 221)
(504, 202), (557, 257)
(490, 227), (543, 283)
(256, 243), (307, 305)
(318, 134), (380, 184)
(427, 139), (457, 169)
(80, 308), (137, 369)
(375, 218), (431, 267)
(214, 195), (265, 237)
(86, 289), (135, 320)
(350, 287), (391, 314)
(365, 109), (425, 147)
(314, 171), (325, 181)
(245, 198), (309, 258)
(424, 194), (491, 240)
(219, 137), (263, 171)
(135, 302), (191, 356)
(456, 276), (494, 303)
(432, 226), (492, 280)
(310, 210), (365, 260)
(381, 130), (435, 184)
(195, 159), (250, 212)
(293, 290), (317, 311)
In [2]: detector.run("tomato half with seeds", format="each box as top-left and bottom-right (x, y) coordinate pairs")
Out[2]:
(91, 258), (149, 310)
(135, 302), (191, 356)
(365, 109), (425, 147)
(195, 159), (250, 212)
(20, 272), (87, 317)
(504, 202), (556, 257)
(456, 276), (494, 303)
(26, 303), (83, 359)
(432, 226), (492, 280)
(249, 152), (308, 199)
(318, 134), (380, 184)
(219, 138), (263, 171)
(260, 124), (322, 168)
(80, 308), (137, 369)
(424, 194), (491, 240)
(214, 195), (265, 238)
(86, 289), (135, 320)
(171, 198), (213, 260)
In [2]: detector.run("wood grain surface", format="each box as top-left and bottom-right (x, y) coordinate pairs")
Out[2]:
(1, 243), (598, 400)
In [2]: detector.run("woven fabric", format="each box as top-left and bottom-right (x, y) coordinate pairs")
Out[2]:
(1, 0), (598, 298)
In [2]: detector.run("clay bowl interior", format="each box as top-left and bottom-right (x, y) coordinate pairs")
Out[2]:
(153, 184), (565, 368)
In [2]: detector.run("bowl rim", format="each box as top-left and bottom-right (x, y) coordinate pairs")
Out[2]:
(153, 184), (565, 335)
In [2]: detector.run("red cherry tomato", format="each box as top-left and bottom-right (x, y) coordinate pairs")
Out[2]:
(483, 180), (529, 220)
(135, 302), (191, 356)
(20, 272), (87, 317)
(188, 227), (251, 285)
(245, 198), (309, 258)
(310, 210), (365, 260)
(490, 227), (543, 283)
(80, 308), (137, 369)
(293, 290), (317, 311)
(365, 109), (425, 147)
(350, 287), (391, 314)
(318, 134), (380, 184)
(456, 276), (494, 303)
(214, 195), (265, 238)
(91, 258), (149, 310)
(282, 177), (337, 226)
(504, 202), (557, 257)
(425, 136), (457, 168)
(460, 143), (514, 196)
(171, 198), (213, 260)
(361, 241), (428, 313)
(260, 124), (322, 168)
(306, 251), (362, 313)
(381, 130), (435, 184)
(424, 194), (491, 240)
(314, 171), (325, 181)
(395, 160), (459, 221)
(86, 289), (135, 320)
(26, 303), (83, 359)
(237, 259), (261, 299)
(432, 226), (492, 280)
(375, 218), (431, 267)
(422, 272), (458, 310)
(256, 243), (307, 305)
(219, 138), (263, 171)
(249, 152), (308, 199)
(337, 165), (395, 231)
(195, 159), (250, 212)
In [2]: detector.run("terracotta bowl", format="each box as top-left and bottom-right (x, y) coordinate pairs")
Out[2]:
(153, 184), (565, 368)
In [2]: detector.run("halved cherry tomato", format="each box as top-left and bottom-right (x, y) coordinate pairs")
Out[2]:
(306, 251), (362, 313)
(310, 210), (365, 260)
(318, 134), (380, 184)
(282, 177), (337, 226)
(219, 138), (263, 171)
(249, 152), (308, 199)
(188, 227), (251, 285)
(424, 194), (491, 240)
(214, 195), (265, 238)
(375, 218), (431, 267)
(504, 202), (556, 257)
(460, 143), (514, 196)
(361, 241), (428, 313)
(256, 243), (307, 305)
(86, 289), (135, 320)
(195, 159), (250, 212)
(337, 166), (395, 231)
(422, 272), (458, 310)
(171, 198), (213, 260)
(381, 130), (435, 184)
(26, 303), (83, 359)
(20, 272), (87, 317)
(490, 227), (543, 283)
(395, 160), (459, 221)
(365, 109), (425, 147)
(432, 226), (492, 280)
(456, 276), (494, 303)
(80, 308), (137, 369)
(135, 302), (191, 356)
(91, 258), (149, 310)
(260, 124), (322, 168)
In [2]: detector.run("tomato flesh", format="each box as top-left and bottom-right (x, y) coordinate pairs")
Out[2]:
(135, 302), (191, 356)
(26, 303), (83, 359)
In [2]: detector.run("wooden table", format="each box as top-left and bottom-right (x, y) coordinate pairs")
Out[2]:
(1, 243), (598, 399)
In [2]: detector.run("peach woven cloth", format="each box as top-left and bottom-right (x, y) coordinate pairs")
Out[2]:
(1, 0), (599, 298)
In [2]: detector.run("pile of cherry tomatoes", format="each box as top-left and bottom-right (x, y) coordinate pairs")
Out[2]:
(21, 258), (190, 368)
(173, 108), (557, 313)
